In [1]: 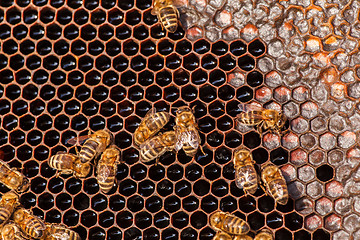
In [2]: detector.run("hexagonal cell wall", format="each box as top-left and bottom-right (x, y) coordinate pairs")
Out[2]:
(0, 0), (359, 239)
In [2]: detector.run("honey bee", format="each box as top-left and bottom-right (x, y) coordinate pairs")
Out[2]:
(12, 208), (46, 239)
(0, 192), (20, 226)
(48, 153), (91, 178)
(233, 235), (253, 240)
(139, 131), (177, 164)
(1, 222), (26, 240)
(134, 108), (170, 146)
(233, 149), (258, 195)
(254, 229), (273, 240)
(174, 106), (201, 157)
(261, 163), (288, 205)
(42, 223), (81, 240)
(96, 145), (121, 193)
(67, 130), (113, 164)
(151, 0), (179, 33)
(0, 160), (29, 193)
(209, 211), (250, 236)
(213, 231), (233, 240)
(237, 104), (287, 134)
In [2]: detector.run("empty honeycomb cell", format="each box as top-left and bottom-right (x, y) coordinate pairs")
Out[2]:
(83, 178), (100, 195)
(189, 211), (207, 229)
(217, 115), (233, 131)
(6, 7), (21, 24)
(91, 194), (108, 212)
(285, 212), (303, 231)
(47, 99), (63, 115)
(224, 131), (242, 148)
(81, 210), (97, 228)
(0, 145), (15, 161)
(3, 39), (18, 54)
(166, 53), (181, 69)
(48, 177), (64, 194)
(34, 145), (49, 160)
(123, 40), (139, 56)
(204, 163), (221, 181)
(258, 195), (275, 213)
(46, 23), (61, 40)
(138, 180), (155, 197)
(30, 24), (45, 40)
(220, 196), (237, 212)
(16, 145), (32, 161)
(40, 7), (54, 23)
(211, 179), (228, 197)
(201, 54), (217, 69)
(130, 164), (147, 181)
(27, 130), (42, 146)
(118, 178), (137, 196)
(158, 39), (174, 56)
(175, 40), (192, 55)
(207, 130), (223, 147)
(138, 71), (154, 86)
(275, 228), (292, 240)
(20, 40), (35, 55)
(167, 164), (184, 181)
(184, 164), (201, 181)
(164, 196), (181, 213)
(219, 54), (236, 71)
(126, 10), (141, 26)
(3, 114), (17, 130)
(236, 85), (253, 102)
(10, 54), (24, 70)
(148, 55), (165, 71)
(267, 211), (283, 229)
(243, 131), (261, 149)
(238, 55), (255, 71)
(16, 69), (31, 84)
(238, 195), (256, 213)
(248, 211), (265, 230)
(38, 192), (54, 210)
(247, 70), (263, 87)
(134, 211), (152, 229)
(153, 211), (170, 229)
(125, 116), (140, 132)
(128, 85), (144, 101)
(99, 211), (115, 228)
(0, 99), (11, 115)
(199, 84), (217, 102)
(211, 40), (228, 56)
(294, 230), (311, 240)
(54, 114), (70, 130)
(191, 69), (207, 85)
(248, 39), (266, 57)
(316, 165), (334, 182)
(20, 192), (36, 208)
(200, 195), (218, 214)
(270, 147), (288, 165)
(31, 176), (47, 194)
(193, 179), (210, 196)
(90, 9), (105, 25)
(0, 24), (11, 39)
(71, 40), (86, 56)
(181, 85), (197, 102)
(127, 195), (145, 212)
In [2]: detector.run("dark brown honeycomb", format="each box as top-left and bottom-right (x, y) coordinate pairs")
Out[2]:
(0, 0), (334, 240)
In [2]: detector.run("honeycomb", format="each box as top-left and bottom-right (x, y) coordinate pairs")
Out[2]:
(0, 0), (357, 239)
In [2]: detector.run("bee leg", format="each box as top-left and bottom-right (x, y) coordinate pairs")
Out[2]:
(260, 184), (268, 195)
(55, 171), (62, 178)
(199, 146), (205, 155)
(256, 122), (263, 134)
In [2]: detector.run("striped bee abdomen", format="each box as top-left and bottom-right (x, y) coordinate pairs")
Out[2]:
(140, 138), (165, 163)
(145, 112), (170, 132)
(182, 143), (198, 157)
(79, 139), (99, 163)
(0, 207), (12, 225)
(49, 154), (73, 170)
(159, 6), (178, 33)
(23, 216), (45, 238)
(222, 214), (250, 235)
(268, 179), (288, 205)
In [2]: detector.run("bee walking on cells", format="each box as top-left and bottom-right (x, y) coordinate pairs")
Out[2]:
(151, 0), (180, 33)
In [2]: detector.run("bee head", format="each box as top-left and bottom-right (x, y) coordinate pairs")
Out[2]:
(277, 113), (287, 129)
(74, 162), (91, 178)
(2, 191), (19, 203)
(176, 106), (192, 115)
(96, 130), (113, 146)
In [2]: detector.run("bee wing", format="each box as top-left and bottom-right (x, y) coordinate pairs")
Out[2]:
(238, 102), (263, 112)
(65, 135), (91, 145)
(97, 165), (111, 182)
(145, 107), (156, 118)
(174, 131), (187, 152)
(187, 129), (200, 149)
(51, 232), (71, 240)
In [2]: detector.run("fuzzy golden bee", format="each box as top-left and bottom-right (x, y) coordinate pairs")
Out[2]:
(42, 223), (81, 240)
(233, 149), (258, 195)
(151, 0), (179, 33)
(1, 222), (26, 240)
(0, 160), (29, 193)
(254, 229), (273, 240)
(68, 130), (113, 164)
(233, 235), (253, 240)
(261, 164), (288, 205)
(213, 231), (233, 240)
(237, 104), (287, 134)
(96, 145), (121, 193)
(0, 192), (20, 226)
(140, 131), (177, 164)
(12, 208), (46, 239)
(134, 108), (170, 146)
(48, 153), (91, 178)
(209, 211), (250, 236)
(174, 106), (201, 157)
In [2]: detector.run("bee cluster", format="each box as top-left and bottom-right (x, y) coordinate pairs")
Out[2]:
(0, 173), (79, 239)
